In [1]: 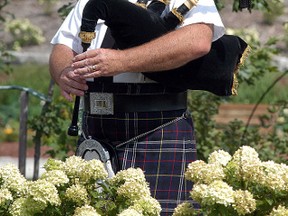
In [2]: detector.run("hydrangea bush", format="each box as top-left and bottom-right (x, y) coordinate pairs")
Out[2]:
(4, 18), (45, 51)
(0, 156), (161, 216)
(173, 146), (288, 216)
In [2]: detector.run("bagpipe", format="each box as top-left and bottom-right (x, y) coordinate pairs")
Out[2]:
(78, 0), (251, 96)
(68, 0), (251, 171)
(68, 0), (251, 136)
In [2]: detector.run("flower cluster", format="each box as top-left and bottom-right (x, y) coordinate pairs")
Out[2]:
(4, 18), (45, 50)
(173, 146), (288, 216)
(0, 155), (161, 216)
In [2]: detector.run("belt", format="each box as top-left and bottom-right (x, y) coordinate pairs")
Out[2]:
(84, 91), (187, 115)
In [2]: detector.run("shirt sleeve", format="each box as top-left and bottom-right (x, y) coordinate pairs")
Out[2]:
(167, 0), (225, 41)
(50, 1), (85, 53)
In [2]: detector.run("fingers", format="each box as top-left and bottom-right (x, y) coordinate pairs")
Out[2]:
(72, 50), (96, 67)
(71, 51), (99, 77)
(73, 50), (90, 62)
(61, 90), (74, 102)
(59, 69), (88, 100)
(71, 48), (120, 78)
(72, 64), (101, 78)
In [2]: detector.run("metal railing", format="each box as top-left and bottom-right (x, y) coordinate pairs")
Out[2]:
(0, 85), (51, 178)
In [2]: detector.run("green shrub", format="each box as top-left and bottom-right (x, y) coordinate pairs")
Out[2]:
(262, 0), (285, 25)
(4, 18), (45, 50)
(37, 0), (59, 15)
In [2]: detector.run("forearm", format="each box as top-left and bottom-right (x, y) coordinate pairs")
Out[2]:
(49, 44), (76, 85)
(71, 23), (214, 79)
(120, 23), (213, 73)
(49, 44), (89, 100)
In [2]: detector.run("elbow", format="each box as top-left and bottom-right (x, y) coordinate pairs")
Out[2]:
(184, 38), (212, 63)
(196, 39), (212, 58)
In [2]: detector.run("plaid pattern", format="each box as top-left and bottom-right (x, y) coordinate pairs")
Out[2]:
(81, 83), (199, 215)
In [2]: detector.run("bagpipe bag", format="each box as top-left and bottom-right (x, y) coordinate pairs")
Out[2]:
(80, 0), (251, 96)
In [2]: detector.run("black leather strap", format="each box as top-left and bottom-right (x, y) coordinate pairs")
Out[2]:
(84, 91), (187, 113)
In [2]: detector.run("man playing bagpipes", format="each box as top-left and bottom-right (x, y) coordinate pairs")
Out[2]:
(49, 0), (248, 214)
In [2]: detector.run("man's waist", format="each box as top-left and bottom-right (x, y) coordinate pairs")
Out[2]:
(86, 81), (183, 94)
(83, 91), (187, 114)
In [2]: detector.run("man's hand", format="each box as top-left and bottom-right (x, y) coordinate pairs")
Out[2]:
(58, 67), (88, 101)
(49, 44), (88, 101)
(71, 48), (124, 79)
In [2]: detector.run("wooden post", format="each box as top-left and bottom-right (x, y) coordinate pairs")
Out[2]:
(19, 91), (29, 177)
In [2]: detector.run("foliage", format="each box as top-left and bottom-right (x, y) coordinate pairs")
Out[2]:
(189, 24), (288, 164)
(262, 0), (285, 25)
(215, 0), (271, 12)
(0, 63), (51, 122)
(230, 71), (288, 104)
(57, 1), (77, 20)
(189, 90), (288, 165)
(29, 96), (77, 160)
(0, 0), (14, 75)
(37, 0), (59, 15)
(226, 28), (280, 86)
(0, 0), (11, 22)
(0, 43), (14, 75)
(175, 146), (288, 215)
(283, 22), (288, 49)
(4, 18), (45, 51)
(0, 156), (161, 216)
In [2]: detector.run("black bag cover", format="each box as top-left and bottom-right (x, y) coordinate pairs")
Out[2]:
(144, 35), (250, 96)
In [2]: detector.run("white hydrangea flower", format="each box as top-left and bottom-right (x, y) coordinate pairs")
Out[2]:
(40, 170), (69, 187)
(43, 158), (64, 171)
(185, 160), (225, 184)
(208, 149), (232, 166)
(276, 116), (285, 124)
(8, 197), (46, 216)
(0, 164), (27, 193)
(28, 179), (61, 206)
(172, 202), (196, 216)
(63, 156), (86, 179)
(283, 108), (288, 116)
(132, 196), (161, 216)
(192, 181), (235, 207)
(232, 190), (256, 215)
(65, 184), (89, 206)
(117, 208), (143, 216)
(110, 167), (146, 186)
(73, 205), (101, 216)
(226, 146), (262, 182)
(190, 183), (208, 203)
(117, 180), (151, 202)
(232, 146), (260, 163)
(260, 161), (288, 192)
(185, 160), (206, 183)
(0, 188), (13, 205)
(268, 205), (288, 216)
(80, 159), (108, 183)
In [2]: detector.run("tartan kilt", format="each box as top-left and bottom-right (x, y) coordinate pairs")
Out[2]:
(81, 108), (199, 215)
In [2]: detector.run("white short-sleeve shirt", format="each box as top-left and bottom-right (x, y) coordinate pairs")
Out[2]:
(51, 0), (225, 83)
